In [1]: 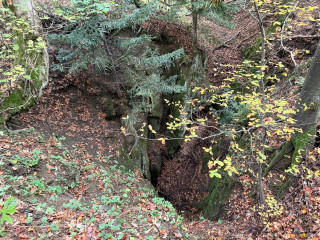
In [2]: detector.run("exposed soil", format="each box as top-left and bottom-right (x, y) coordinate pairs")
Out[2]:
(157, 119), (217, 216)
(17, 77), (124, 163)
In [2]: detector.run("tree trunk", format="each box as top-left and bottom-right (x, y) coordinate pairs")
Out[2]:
(265, 41), (320, 176)
(294, 41), (320, 134)
(191, 0), (198, 44)
(0, 0), (49, 126)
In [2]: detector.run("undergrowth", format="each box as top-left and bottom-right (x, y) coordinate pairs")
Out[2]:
(0, 129), (191, 239)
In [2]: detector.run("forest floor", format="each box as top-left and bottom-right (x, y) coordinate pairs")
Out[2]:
(1, 1), (320, 239)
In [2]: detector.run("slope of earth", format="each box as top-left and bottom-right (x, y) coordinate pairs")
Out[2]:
(0, 81), (222, 239)
(0, 74), (246, 239)
(0, 127), (187, 239)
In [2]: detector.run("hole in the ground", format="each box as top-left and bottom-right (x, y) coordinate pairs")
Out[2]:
(151, 115), (218, 217)
(314, 125), (320, 147)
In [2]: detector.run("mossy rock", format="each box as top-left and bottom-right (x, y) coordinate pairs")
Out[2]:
(165, 81), (186, 157)
(118, 149), (138, 172)
(0, 89), (37, 126)
(196, 138), (234, 220)
(244, 25), (277, 60)
(121, 117), (151, 180)
(194, 171), (234, 220)
(165, 53), (207, 157)
(103, 99), (117, 120)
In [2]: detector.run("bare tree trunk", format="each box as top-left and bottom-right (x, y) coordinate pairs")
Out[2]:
(265, 41), (320, 176)
(254, 0), (266, 205)
(294, 41), (320, 134)
(191, 0), (198, 44)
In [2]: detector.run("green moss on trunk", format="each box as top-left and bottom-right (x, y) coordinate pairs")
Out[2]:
(1, 3), (48, 126)
(291, 127), (315, 164)
(0, 88), (37, 125)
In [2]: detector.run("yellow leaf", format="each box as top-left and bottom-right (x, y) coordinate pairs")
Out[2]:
(215, 160), (224, 166)
(148, 125), (156, 134)
(298, 233), (307, 239)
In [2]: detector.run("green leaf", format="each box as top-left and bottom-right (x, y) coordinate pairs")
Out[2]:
(4, 214), (12, 224)
(3, 71), (13, 76)
(0, 214), (5, 225)
(3, 197), (13, 209)
(45, 207), (54, 215)
(5, 209), (17, 214)
(258, 153), (266, 160)
(99, 223), (106, 230)
(13, 44), (19, 51)
(209, 171), (221, 178)
(37, 41), (46, 48)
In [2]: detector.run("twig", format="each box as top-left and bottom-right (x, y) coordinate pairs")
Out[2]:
(283, 34), (320, 40)
(254, 0), (266, 206)
(280, 2), (299, 68)
(103, 39), (122, 97)
(213, 30), (241, 51)
(3, 122), (31, 133)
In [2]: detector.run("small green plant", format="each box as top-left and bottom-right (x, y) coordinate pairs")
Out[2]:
(26, 216), (33, 224)
(0, 196), (17, 226)
(31, 149), (42, 166)
(63, 199), (83, 210)
(38, 133), (45, 143)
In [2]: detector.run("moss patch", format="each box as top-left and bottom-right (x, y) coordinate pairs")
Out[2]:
(103, 99), (117, 120)
(244, 25), (277, 60)
(119, 149), (138, 172)
(194, 170), (234, 220)
(291, 127), (315, 164)
(0, 88), (37, 125)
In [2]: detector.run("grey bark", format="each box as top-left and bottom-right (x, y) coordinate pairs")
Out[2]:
(294, 41), (320, 133)
(264, 41), (320, 175)
(191, 0), (198, 44)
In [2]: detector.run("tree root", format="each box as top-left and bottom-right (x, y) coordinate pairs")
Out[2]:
(263, 141), (294, 177)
